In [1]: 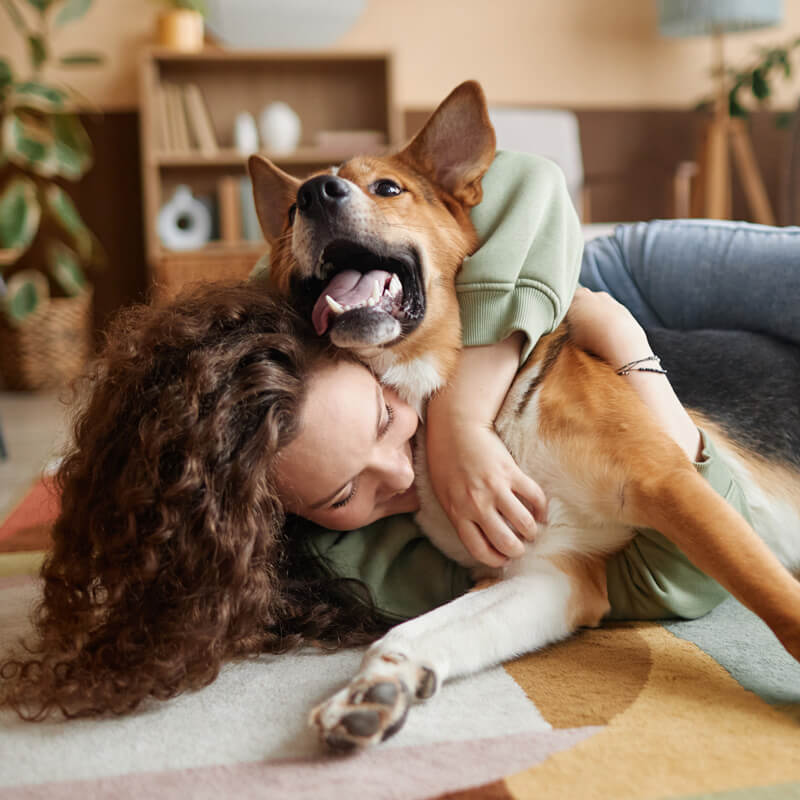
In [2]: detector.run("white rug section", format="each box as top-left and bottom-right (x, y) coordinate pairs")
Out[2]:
(0, 578), (549, 788)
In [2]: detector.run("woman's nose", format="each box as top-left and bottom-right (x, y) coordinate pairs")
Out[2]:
(375, 444), (414, 493)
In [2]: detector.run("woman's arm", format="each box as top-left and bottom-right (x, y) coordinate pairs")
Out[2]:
(568, 287), (702, 463)
(426, 334), (547, 567)
(426, 151), (583, 566)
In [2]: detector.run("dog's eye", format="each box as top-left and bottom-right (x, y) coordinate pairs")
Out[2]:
(288, 203), (297, 225)
(370, 180), (403, 197)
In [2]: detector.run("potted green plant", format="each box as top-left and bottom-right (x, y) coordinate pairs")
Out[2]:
(0, 0), (104, 390)
(157, 0), (207, 52)
(725, 37), (800, 224)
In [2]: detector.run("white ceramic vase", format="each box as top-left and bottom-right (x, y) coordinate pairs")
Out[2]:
(234, 111), (259, 156)
(259, 102), (301, 155)
(157, 185), (212, 251)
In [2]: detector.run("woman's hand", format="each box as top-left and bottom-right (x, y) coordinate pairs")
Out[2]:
(426, 417), (547, 567)
(425, 333), (548, 568)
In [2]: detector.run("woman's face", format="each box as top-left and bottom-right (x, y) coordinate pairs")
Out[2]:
(277, 360), (420, 530)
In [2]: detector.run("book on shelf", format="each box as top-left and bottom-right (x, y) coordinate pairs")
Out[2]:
(183, 83), (219, 156)
(171, 84), (192, 152)
(155, 82), (218, 157)
(217, 176), (241, 243)
(212, 176), (263, 244)
(239, 177), (262, 243)
(155, 84), (173, 152)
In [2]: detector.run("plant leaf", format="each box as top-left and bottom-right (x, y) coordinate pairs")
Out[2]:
(25, 0), (53, 10)
(751, 68), (770, 101)
(0, 177), (41, 252)
(729, 91), (747, 118)
(2, 111), (60, 176)
(46, 241), (87, 295)
(174, 0), (206, 14)
(27, 35), (47, 71)
(9, 80), (66, 111)
(59, 51), (104, 66)
(45, 184), (92, 258)
(3, 269), (50, 326)
(51, 113), (93, 179)
(1, 0), (27, 33)
(54, 0), (91, 27)
(0, 59), (13, 94)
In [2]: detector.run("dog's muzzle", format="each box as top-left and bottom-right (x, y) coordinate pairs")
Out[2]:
(297, 175), (351, 222)
(293, 239), (426, 351)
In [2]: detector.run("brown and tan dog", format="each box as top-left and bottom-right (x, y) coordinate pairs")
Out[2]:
(249, 81), (800, 750)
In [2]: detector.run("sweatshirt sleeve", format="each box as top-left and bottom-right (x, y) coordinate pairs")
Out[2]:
(605, 429), (744, 621)
(306, 515), (474, 622)
(460, 150), (584, 364)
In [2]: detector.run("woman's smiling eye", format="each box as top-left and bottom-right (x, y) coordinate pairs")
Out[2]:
(331, 482), (357, 509)
(331, 403), (394, 510)
(371, 179), (403, 197)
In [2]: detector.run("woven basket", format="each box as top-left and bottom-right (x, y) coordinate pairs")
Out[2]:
(0, 289), (93, 391)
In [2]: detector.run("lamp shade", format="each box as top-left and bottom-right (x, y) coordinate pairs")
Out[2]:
(657, 0), (783, 37)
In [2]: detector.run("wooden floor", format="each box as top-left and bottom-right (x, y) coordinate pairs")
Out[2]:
(0, 392), (68, 520)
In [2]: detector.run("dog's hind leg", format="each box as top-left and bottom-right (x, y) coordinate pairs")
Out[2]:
(525, 342), (800, 664)
(624, 462), (800, 662)
(310, 555), (605, 751)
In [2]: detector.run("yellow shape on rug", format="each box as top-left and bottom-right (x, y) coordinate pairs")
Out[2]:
(503, 623), (800, 800)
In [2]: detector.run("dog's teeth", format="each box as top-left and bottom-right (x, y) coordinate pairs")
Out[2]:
(325, 295), (345, 315)
(389, 274), (402, 297)
(371, 279), (382, 302)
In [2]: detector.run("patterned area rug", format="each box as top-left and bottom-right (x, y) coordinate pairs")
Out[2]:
(1, 481), (800, 799)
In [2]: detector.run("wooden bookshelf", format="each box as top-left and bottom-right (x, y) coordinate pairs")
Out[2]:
(139, 48), (400, 299)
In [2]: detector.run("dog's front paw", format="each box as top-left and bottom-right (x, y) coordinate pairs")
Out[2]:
(310, 653), (438, 752)
(310, 674), (411, 752)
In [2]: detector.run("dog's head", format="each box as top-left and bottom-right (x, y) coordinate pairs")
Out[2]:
(248, 81), (495, 360)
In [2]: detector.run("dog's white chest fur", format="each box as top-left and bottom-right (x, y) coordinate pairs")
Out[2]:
(370, 352), (446, 419)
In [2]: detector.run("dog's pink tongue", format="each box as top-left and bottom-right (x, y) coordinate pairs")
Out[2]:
(312, 269), (391, 334)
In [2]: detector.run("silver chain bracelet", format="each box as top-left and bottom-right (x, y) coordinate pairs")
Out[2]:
(615, 355), (668, 376)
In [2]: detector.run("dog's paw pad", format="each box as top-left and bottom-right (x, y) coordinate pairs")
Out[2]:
(311, 676), (412, 752)
(341, 709), (382, 737)
(363, 681), (399, 706)
(416, 666), (438, 699)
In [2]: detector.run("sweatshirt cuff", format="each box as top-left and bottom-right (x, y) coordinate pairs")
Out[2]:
(457, 284), (557, 365)
(692, 428), (733, 495)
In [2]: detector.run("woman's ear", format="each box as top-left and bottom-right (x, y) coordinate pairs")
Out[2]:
(248, 155), (302, 242)
(396, 81), (496, 208)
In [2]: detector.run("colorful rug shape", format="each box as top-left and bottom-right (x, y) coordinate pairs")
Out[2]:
(1, 482), (799, 799)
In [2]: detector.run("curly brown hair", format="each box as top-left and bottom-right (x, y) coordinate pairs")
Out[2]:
(0, 282), (392, 721)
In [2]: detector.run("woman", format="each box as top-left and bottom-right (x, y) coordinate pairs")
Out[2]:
(0, 262), (722, 720)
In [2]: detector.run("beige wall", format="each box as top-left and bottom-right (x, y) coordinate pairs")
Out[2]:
(1, 0), (799, 110)
(338, 0), (800, 109)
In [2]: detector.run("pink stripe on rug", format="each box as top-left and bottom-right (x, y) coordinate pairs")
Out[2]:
(0, 479), (58, 543)
(0, 575), (36, 590)
(0, 727), (600, 800)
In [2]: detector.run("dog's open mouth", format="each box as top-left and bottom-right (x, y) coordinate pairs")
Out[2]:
(309, 240), (424, 347)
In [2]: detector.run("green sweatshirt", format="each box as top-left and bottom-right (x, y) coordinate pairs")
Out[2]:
(255, 150), (739, 622)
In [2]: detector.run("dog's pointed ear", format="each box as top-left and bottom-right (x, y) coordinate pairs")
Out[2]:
(398, 81), (496, 208)
(248, 155), (302, 242)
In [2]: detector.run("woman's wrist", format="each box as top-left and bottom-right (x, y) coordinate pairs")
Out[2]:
(621, 370), (703, 462)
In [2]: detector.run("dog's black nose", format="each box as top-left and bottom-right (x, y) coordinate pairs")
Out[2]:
(296, 175), (350, 218)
